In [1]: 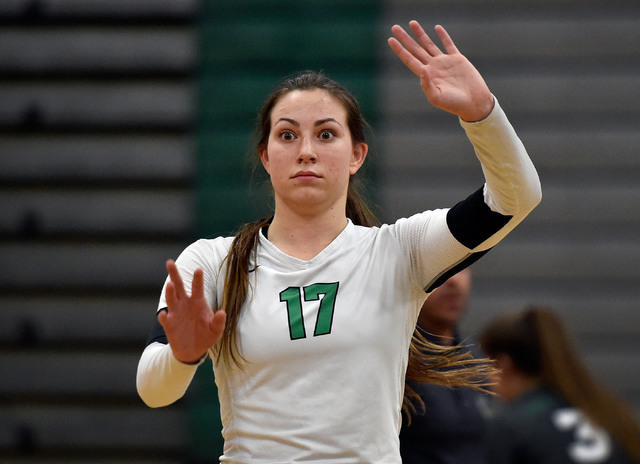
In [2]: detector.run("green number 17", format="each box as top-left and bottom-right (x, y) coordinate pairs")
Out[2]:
(279, 282), (339, 340)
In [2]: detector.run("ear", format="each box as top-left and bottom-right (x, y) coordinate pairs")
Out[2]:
(349, 142), (368, 175)
(259, 146), (270, 174)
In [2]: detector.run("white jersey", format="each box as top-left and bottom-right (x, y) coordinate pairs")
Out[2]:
(172, 210), (463, 463)
(136, 98), (541, 463)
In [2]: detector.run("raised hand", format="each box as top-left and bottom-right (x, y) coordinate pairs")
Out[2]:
(388, 21), (494, 122)
(158, 259), (227, 364)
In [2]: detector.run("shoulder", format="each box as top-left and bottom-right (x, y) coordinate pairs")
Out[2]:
(376, 209), (451, 243)
(389, 209), (448, 228)
(187, 236), (235, 254)
(175, 236), (235, 270)
(349, 210), (451, 253)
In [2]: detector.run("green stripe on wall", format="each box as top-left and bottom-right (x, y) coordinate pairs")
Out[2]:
(191, 1), (381, 460)
(196, 0), (381, 237)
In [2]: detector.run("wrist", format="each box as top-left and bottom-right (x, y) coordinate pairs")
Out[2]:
(460, 94), (495, 123)
(173, 350), (208, 366)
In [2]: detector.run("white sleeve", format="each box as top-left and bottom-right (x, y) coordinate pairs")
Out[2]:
(157, 238), (226, 311)
(136, 342), (202, 407)
(459, 96), (542, 250)
(391, 97), (541, 292)
(137, 238), (230, 408)
(389, 209), (470, 292)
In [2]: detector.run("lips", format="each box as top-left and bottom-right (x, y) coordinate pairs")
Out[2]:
(293, 170), (320, 179)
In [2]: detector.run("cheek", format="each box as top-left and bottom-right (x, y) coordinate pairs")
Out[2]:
(327, 163), (352, 188)
(331, 149), (357, 176)
(263, 146), (288, 172)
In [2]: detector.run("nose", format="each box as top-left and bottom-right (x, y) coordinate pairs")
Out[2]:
(298, 138), (316, 163)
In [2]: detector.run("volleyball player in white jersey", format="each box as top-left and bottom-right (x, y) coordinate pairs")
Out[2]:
(137, 21), (541, 463)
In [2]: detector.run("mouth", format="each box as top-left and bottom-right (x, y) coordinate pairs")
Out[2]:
(292, 171), (320, 180)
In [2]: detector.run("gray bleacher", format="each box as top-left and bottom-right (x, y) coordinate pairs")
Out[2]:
(378, 0), (640, 415)
(0, 0), (198, 462)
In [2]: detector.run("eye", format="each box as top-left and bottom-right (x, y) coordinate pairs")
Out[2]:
(318, 129), (335, 140)
(279, 130), (296, 142)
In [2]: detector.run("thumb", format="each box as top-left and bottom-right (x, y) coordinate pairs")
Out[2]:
(420, 67), (440, 100)
(157, 309), (168, 328)
(210, 310), (227, 340)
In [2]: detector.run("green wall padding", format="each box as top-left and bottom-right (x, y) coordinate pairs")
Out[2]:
(196, 0), (381, 238)
(191, 1), (381, 461)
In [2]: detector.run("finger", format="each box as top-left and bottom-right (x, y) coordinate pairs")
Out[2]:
(408, 20), (443, 57)
(165, 280), (179, 310)
(434, 24), (459, 55)
(166, 259), (187, 299)
(391, 24), (431, 63)
(191, 268), (204, 300)
(388, 36), (424, 78)
(158, 308), (168, 328)
(210, 310), (227, 340)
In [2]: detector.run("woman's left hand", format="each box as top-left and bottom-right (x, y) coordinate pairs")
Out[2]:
(388, 21), (494, 122)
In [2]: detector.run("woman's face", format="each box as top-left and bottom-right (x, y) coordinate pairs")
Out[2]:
(490, 353), (538, 403)
(260, 89), (367, 214)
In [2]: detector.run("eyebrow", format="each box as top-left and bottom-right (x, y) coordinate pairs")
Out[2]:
(275, 117), (342, 127)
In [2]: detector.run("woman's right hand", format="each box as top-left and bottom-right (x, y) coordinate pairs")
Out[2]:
(158, 259), (227, 364)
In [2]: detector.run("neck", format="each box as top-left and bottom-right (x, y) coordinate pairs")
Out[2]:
(505, 375), (540, 403)
(267, 209), (348, 261)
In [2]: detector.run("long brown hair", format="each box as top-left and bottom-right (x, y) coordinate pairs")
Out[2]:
(403, 329), (495, 423)
(480, 306), (640, 462)
(213, 70), (493, 414)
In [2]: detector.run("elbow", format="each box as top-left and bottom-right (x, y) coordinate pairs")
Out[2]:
(511, 172), (542, 217)
(524, 178), (542, 213)
(136, 342), (194, 408)
(138, 396), (170, 409)
(136, 344), (173, 408)
(486, 177), (542, 218)
(136, 370), (168, 408)
(136, 374), (182, 409)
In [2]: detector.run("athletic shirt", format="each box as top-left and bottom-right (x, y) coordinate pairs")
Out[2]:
(483, 386), (634, 464)
(136, 98), (542, 463)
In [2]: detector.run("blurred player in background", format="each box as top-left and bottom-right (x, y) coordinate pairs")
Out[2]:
(480, 306), (640, 464)
(401, 268), (490, 464)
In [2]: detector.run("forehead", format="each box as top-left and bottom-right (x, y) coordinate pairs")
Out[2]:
(271, 89), (347, 122)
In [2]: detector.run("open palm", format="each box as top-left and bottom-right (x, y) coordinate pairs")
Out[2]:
(158, 259), (226, 364)
(388, 21), (494, 122)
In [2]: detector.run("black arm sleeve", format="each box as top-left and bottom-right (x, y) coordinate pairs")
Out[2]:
(424, 187), (513, 293)
(446, 186), (513, 249)
(145, 307), (168, 346)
